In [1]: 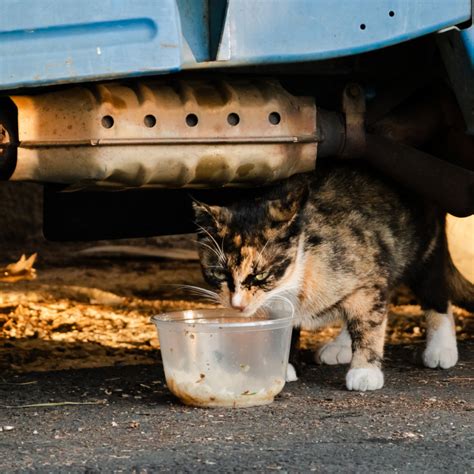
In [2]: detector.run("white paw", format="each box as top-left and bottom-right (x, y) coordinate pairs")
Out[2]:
(316, 341), (352, 365)
(286, 363), (298, 382)
(346, 367), (384, 391)
(423, 346), (458, 369)
(423, 310), (458, 369)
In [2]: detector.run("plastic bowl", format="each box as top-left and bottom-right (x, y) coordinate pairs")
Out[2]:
(152, 303), (294, 408)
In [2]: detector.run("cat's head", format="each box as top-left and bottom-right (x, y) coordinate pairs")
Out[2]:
(193, 177), (308, 315)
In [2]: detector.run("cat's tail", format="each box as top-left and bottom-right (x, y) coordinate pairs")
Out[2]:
(447, 254), (474, 312)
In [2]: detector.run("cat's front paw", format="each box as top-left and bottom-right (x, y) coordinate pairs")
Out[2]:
(423, 345), (458, 369)
(346, 367), (384, 391)
(316, 341), (352, 365)
(286, 363), (298, 382)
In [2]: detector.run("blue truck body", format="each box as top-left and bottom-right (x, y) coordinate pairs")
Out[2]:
(0, 0), (472, 90)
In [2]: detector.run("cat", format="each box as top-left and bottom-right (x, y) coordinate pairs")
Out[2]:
(192, 160), (474, 391)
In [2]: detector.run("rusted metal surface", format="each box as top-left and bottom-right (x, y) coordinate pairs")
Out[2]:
(316, 84), (474, 216)
(10, 79), (317, 188)
(340, 83), (366, 158)
(316, 109), (345, 158)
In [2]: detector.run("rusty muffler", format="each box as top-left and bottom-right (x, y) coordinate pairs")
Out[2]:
(7, 79), (317, 188)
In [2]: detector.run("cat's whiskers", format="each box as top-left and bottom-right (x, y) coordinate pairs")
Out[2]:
(196, 224), (227, 265)
(255, 237), (273, 268)
(178, 291), (219, 302)
(176, 284), (221, 304)
(193, 239), (225, 263)
(220, 234), (225, 260)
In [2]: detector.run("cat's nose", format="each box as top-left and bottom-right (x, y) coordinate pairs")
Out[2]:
(230, 293), (247, 312)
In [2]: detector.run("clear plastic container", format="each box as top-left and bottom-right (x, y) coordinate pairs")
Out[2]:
(152, 303), (294, 408)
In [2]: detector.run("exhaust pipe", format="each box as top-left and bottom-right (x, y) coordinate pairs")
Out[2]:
(316, 84), (474, 217)
(0, 78), (472, 216)
(364, 134), (474, 218)
(6, 79), (317, 188)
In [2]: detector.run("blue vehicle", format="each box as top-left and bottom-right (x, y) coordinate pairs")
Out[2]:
(0, 0), (472, 239)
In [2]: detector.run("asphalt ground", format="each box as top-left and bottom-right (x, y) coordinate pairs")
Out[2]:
(1, 342), (472, 473)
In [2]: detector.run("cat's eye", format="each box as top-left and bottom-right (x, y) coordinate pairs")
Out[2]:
(211, 270), (227, 281)
(255, 271), (269, 281)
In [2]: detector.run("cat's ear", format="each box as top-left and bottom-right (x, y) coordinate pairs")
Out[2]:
(267, 180), (309, 224)
(192, 200), (227, 228)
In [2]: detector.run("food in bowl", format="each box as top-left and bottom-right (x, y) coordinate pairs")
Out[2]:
(165, 368), (286, 408)
(152, 305), (293, 408)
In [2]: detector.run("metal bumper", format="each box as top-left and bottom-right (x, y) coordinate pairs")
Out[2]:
(7, 79), (317, 188)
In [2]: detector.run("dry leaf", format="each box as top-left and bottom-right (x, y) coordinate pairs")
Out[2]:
(0, 254), (37, 283)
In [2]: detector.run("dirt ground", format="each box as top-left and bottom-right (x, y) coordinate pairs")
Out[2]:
(0, 236), (472, 374)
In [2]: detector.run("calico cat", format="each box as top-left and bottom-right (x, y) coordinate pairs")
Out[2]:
(193, 160), (474, 391)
